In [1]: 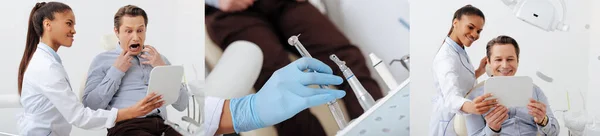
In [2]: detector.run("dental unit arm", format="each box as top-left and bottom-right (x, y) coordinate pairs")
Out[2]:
(330, 54), (376, 110)
(501, 0), (569, 31)
(288, 34), (349, 129)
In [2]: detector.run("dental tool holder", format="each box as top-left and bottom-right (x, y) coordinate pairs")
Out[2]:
(330, 54), (376, 111)
(288, 35), (349, 129)
(390, 54), (410, 71)
(336, 79), (410, 136)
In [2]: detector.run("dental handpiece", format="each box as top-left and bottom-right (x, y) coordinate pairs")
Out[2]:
(330, 54), (376, 110)
(288, 35), (348, 129)
(369, 53), (399, 90)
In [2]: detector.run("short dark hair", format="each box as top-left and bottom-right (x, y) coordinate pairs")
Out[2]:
(114, 5), (148, 31)
(486, 35), (520, 61)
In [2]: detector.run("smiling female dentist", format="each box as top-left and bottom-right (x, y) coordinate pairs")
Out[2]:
(17, 2), (164, 136)
(430, 5), (499, 136)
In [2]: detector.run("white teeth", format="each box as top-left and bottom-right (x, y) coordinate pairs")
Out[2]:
(464, 35), (474, 42)
(497, 70), (512, 75)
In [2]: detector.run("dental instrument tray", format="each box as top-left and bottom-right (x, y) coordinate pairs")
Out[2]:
(336, 79), (410, 136)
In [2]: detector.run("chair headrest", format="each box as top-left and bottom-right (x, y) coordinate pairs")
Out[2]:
(102, 34), (118, 51)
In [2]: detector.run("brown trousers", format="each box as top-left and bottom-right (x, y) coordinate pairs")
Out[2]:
(107, 116), (181, 136)
(206, 1), (383, 135)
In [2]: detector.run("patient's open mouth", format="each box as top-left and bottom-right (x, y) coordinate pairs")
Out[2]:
(129, 44), (141, 52)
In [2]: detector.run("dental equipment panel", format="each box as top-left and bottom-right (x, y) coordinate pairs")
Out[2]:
(336, 79), (410, 136)
(288, 34), (349, 129)
(331, 54), (376, 110)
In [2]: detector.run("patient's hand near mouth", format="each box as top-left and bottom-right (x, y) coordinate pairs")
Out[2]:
(113, 50), (133, 72)
(139, 45), (166, 67)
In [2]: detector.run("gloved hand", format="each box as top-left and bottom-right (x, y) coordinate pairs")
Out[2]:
(229, 57), (346, 132)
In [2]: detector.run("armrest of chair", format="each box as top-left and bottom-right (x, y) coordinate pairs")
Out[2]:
(454, 114), (468, 136)
(0, 94), (21, 108)
(204, 41), (263, 99)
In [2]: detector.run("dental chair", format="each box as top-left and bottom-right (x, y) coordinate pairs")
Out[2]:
(205, 37), (279, 136)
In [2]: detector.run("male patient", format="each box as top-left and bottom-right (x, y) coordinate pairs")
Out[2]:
(83, 5), (188, 136)
(464, 35), (559, 136)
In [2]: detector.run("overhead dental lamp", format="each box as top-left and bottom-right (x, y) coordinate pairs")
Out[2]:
(501, 0), (569, 31)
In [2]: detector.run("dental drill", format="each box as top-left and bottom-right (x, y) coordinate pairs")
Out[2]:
(288, 35), (348, 129)
(330, 54), (376, 110)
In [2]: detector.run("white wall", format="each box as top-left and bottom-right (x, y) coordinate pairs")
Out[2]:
(410, 0), (591, 135)
(0, 0), (204, 135)
(324, 0), (410, 94)
(587, 0), (600, 117)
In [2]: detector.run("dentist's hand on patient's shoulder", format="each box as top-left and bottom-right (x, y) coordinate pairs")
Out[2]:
(228, 57), (346, 133)
(475, 57), (488, 78)
(113, 51), (133, 72)
(140, 45), (166, 67)
(116, 92), (165, 122)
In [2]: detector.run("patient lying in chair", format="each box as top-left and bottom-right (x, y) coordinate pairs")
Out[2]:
(464, 35), (559, 136)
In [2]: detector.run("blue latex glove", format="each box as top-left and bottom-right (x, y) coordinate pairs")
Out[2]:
(229, 57), (346, 132)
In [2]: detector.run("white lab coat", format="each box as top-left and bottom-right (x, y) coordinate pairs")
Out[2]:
(18, 43), (119, 136)
(429, 37), (476, 136)
(200, 96), (225, 136)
